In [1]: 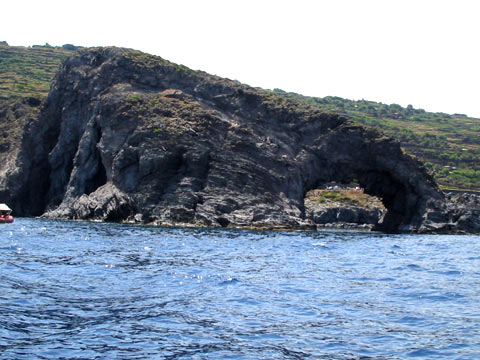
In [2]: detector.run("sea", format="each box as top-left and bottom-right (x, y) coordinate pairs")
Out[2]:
(1, 218), (479, 359)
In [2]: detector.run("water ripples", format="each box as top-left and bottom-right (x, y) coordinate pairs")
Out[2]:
(1, 219), (479, 359)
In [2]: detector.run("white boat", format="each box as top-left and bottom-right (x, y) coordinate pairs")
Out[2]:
(0, 203), (13, 223)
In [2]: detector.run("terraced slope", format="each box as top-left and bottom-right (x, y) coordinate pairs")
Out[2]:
(0, 43), (74, 101)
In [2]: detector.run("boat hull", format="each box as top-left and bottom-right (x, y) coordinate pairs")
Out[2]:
(0, 215), (14, 223)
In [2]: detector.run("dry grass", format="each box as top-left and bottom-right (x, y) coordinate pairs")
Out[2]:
(306, 189), (385, 210)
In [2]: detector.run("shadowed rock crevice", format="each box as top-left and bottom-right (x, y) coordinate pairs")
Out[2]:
(85, 123), (108, 195)
(0, 47), (476, 233)
(85, 157), (107, 196)
(0, 96), (65, 216)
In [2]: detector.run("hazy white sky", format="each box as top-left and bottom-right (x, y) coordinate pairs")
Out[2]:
(2, 0), (480, 117)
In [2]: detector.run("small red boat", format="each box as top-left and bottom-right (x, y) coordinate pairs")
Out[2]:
(0, 203), (13, 223)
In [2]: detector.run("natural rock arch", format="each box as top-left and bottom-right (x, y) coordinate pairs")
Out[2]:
(0, 47), (453, 233)
(294, 121), (443, 232)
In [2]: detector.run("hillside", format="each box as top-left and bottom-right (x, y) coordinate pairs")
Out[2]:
(0, 42), (75, 102)
(0, 42), (478, 191)
(0, 43), (76, 173)
(273, 90), (480, 191)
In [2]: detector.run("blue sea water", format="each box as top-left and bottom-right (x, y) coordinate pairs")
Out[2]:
(0, 218), (479, 359)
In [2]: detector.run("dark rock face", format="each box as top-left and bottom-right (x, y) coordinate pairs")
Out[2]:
(439, 194), (480, 234)
(308, 205), (384, 228)
(0, 47), (476, 233)
(0, 97), (44, 215)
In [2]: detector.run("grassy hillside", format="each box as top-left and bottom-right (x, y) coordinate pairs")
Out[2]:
(273, 90), (480, 191)
(0, 43), (76, 165)
(0, 43), (478, 190)
(0, 42), (74, 102)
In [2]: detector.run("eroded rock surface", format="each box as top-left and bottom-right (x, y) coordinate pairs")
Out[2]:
(0, 47), (477, 233)
(304, 189), (386, 230)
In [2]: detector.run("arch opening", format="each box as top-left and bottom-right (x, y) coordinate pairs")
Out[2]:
(302, 169), (416, 232)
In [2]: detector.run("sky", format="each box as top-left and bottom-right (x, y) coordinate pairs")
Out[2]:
(2, 0), (480, 118)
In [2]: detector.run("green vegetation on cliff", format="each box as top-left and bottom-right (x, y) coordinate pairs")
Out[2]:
(0, 43), (75, 161)
(0, 43), (74, 101)
(306, 188), (385, 210)
(272, 90), (480, 191)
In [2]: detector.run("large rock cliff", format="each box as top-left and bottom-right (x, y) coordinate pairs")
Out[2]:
(0, 47), (477, 233)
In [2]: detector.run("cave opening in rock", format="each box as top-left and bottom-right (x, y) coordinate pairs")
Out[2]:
(85, 159), (107, 195)
(301, 167), (416, 231)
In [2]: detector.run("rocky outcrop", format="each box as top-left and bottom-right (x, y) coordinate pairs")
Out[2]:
(0, 47), (477, 233)
(306, 202), (384, 230)
(432, 193), (480, 233)
(48, 183), (135, 221)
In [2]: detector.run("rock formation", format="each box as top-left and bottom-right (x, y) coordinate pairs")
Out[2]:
(304, 189), (386, 229)
(0, 47), (477, 233)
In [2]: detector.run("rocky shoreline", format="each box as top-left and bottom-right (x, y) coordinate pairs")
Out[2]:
(0, 47), (478, 234)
